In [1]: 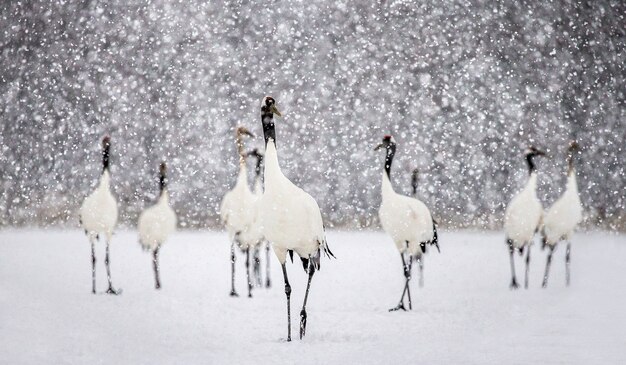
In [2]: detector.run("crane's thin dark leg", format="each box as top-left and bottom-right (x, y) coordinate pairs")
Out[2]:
(153, 245), (161, 290)
(300, 261), (316, 339)
(265, 243), (272, 288)
(566, 242), (571, 286)
(281, 263), (292, 342)
(246, 248), (252, 298)
(508, 239), (519, 289)
(406, 255), (414, 310)
(418, 256), (424, 288)
(253, 246), (261, 287)
(542, 245), (554, 288)
(524, 244), (531, 289)
(229, 241), (238, 297)
(105, 239), (120, 295)
(390, 252), (410, 311)
(90, 237), (96, 294)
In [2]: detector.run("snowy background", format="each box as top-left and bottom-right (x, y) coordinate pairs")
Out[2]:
(1, 0), (624, 230)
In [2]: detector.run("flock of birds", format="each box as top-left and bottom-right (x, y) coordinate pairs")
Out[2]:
(78, 96), (583, 341)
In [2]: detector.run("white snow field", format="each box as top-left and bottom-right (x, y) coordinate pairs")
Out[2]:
(1, 230), (625, 364)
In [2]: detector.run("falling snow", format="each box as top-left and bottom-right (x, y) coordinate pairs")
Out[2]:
(0, 1), (624, 230)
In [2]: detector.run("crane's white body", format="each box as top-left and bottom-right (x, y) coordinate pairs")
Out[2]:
(220, 164), (258, 250)
(379, 172), (434, 256)
(259, 141), (326, 264)
(138, 191), (177, 250)
(504, 173), (543, 247)
(80, 170), (118, 240)
(543, 170), (582, 246)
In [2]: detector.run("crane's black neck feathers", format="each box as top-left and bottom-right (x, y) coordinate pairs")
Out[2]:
(525, 154), (536, 175)
(261, 108), (276, 147)
(159, 170), (167, 194)
(102, 144), (110, 173)
(254, 154), (263, 177)
(411, 169), (419, 196)
(384, 143), (396, 178)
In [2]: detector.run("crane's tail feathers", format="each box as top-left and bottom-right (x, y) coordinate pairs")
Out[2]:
(321, 239), (336, 259)
(288, 250), (294, 263)
(431, 219), (440, 253)
(300, 256), (310, 273)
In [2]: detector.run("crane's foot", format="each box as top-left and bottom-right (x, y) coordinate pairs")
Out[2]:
(389, 303), (407, 312)
(106, 287), (122, 295)
(266, 279), (271, 288)
(299, 309), (307, 339)
(510, 279), (519, 290)
(229, 290), (239, 297)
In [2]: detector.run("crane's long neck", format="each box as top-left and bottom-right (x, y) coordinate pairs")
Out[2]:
(262, 108), (276, 148)
(263, 140), (281, 193)
(236, 134), (246, 165)
(384, 144), (396, 179)
(102, 143), (110, 173)
(254, 155), (263, 181)
(525, 172), (538, 196)
(381, 144), (396, 198)
(159, 169), (167, 195)
(411, 169), (419, 196)
(525, 154), (537, 175)
(567, 150), (575, 175)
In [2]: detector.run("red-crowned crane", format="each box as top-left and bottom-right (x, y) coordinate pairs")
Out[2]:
(79, 136), (120, 295)
(504, 146), (546, 289)
(375, 136), (439, 311)
(541, 141), (583, 287)
(258, 96), (334, 341)
(220, 127), (257, 298)
(138, 162), (177, 289)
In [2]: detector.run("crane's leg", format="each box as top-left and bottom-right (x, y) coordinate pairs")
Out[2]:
(508, 239), (519, 289)
(406, 255), (414, 310)
(246, 248), (252, 298)
(90, 236), (96, 294)
(566, 242), (571, 286)
(389, 252), (411, 311)
(105, 238), (120, 295)
(153, 245), (161, 290)
(418, 256), (424, 288)
(300, 261), (316, 339)
(524, 244), (531, 289)
(542, 245), (554, 288)
(229, 240), (238, 297)
(265, 243), (272, 288)
(281, 263), (292, 342)
(253, 246), (261, 287)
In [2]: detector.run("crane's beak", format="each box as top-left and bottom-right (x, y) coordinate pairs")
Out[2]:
(270, 105), (282, 117)
(374, 143), (384, 151)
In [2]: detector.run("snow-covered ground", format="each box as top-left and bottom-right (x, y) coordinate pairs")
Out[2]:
(1, 230), (625, 364)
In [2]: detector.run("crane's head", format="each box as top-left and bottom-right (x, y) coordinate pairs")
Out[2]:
(568, 140), (580, 152)
(236, 126), (254, 138)
(261, 96), (282, 117)
(261, 96), (281, 146)
(102, 135), (111, 149)
(524, 146), (546, 158)
(374, 135), (396, 151)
